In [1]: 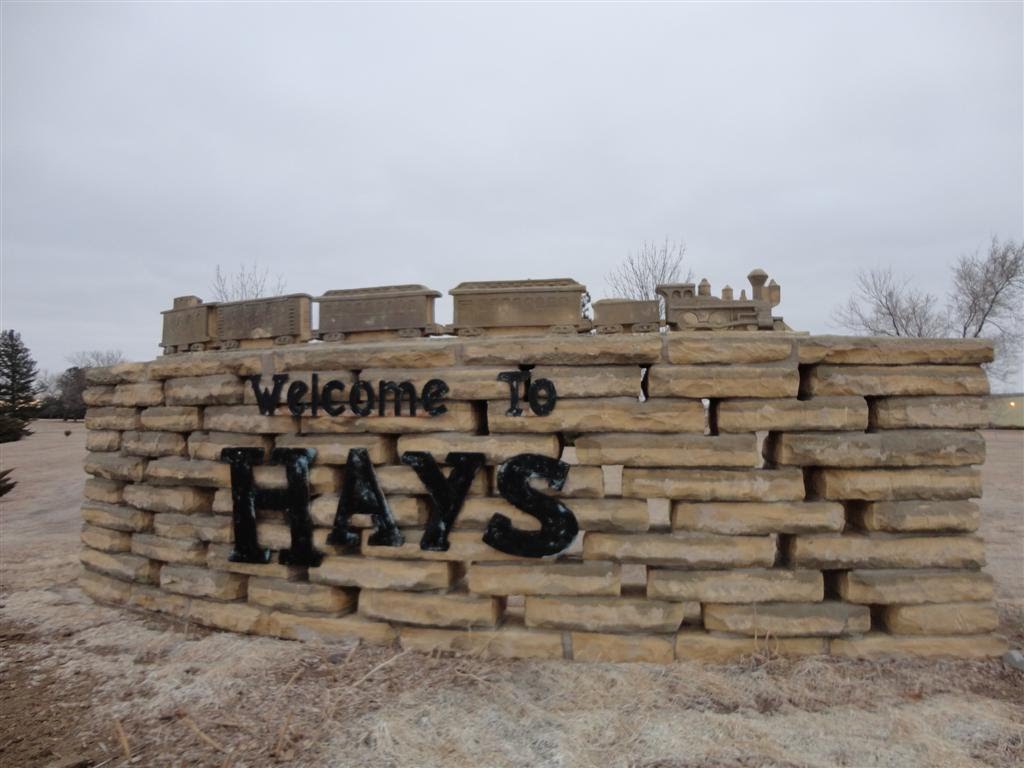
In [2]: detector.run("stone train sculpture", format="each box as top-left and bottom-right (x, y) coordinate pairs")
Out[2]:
(160, 271), (788, 353)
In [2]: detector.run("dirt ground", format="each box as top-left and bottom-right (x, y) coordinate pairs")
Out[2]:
(1, 422), (1022, 768)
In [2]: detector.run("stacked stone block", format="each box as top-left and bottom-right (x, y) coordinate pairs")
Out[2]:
(79, 334), (1005, 661)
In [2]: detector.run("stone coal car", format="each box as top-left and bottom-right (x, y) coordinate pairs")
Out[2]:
(214, 294), (313, 348)
(591, 298), (660, 334)
(160, 296), (218, 353)
(448, 278), (592, 336)
(315, 285), (443, 342)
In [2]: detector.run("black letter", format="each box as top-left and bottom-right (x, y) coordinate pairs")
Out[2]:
(327, 448), (404, 548)
(286, 381), (309, 416)
(528, 378), (557, 416)
(248, 374), (289, 416)
(498, 371), (525, 416)
(322, 379), (346, 416)
(401, 451), (486, 551)
(420, 378), (449, 416)
(221, 447), (272, 564)
(484, 453), (577, 557)
(349, 379), (376, 417)
(269, 448), (322, 567)
(378, 380), (418, 416)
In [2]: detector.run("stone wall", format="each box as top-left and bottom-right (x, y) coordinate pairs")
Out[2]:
(78, 332), (1007, 662)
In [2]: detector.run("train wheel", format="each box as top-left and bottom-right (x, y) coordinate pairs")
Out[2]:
(595, 324), (623, 335)
(222, 339), (240, 350)
(320, 332), (345, 342)
(397, 328), (421, 338)
(274, 335), (295, 345)
(457, 327), (483, 337)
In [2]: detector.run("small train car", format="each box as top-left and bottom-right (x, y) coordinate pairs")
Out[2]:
(160, 296), (217, 354)
(214, 294), (313, 349)
(591, 298), (660, 334)
(448, 278), (592, 336)
(316, 285), (443, 342)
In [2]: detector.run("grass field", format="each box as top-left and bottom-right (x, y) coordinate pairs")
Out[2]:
(1, 422), (1021, 767)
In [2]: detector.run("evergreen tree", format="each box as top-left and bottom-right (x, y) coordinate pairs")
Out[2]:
(0, 329), (40, 441)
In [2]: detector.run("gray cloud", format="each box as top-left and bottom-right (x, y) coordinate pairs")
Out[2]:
(3, 2), (1021, 386)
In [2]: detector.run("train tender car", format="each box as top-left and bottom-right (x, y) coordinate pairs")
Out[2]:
(214, 293), (313, 349)
(656, 269), (789, 331)
(447, 278), (592, 336)
(160, 296), (218, 354)
(315, 285), (443, 342)
(591, 298), (660, 334)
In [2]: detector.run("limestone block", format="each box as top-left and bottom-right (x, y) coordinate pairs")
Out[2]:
(572, 632), (675, 663)
(359, 589), (503, 628)
(648, 568), (823, 603)
(264, 611), (396, 644)
(525, 595), (689, 633)
(165, 374), (245, 405)
(456, 497), (648, 533)
(131, 533), (207, 565)
(243, 370), (354, 406)
(490, 398), (705, 434)
(188, 599), (268, 635)
(359, 529), (533, 562)
(203, 405), (297, 434)
(804, 365), (989, 397)
(766, 430), (985, 468)
(213, 488), (233, 513)
(85, 361), (150, 385)
(830, 632), (1006, 659)
(716, 397), (867, 432)
(140, 406), (202, 432)
(127, 584), (191, 617)
(80, 524), (131, 553)
(397, 433), (560, 465)
(311, 494), (428, 528)
(647, 365), (799, 399)
(467, 561), (620, 596)
(83, 386), (115, 406)
(575, 433), (758, 468)
(84, 452), (147, 482)
(810, 467), (981, 501)
(528, 366), (642, 397)
(666, 334), (796, 364)
(147, 350), (264, 379)
(122, 484), (213, 514)
(671, 501), (844, 535)
(255, 522), (292, 550)
(111, 382), (164, 407)
(534, 465), (603, 497)
(84, 478), (124, 504)
(206, 544), (307, 580)
(376, 465), (488, 496)
(400, 623), (564, 659)
(704, 601), (870, 637)
(121, 430), (188, 458)
(246, 577), (355, 613)
(359, 366), (511, 400)
(786, 534), (986, 569)
(461, 335), (662, 365)
(309, 555), (457, 591)
(880, 602), (998, 635)
(871, 396), (990, 429)
(275, 433), (395, 464)
(81, 547), (161, 583)
(81, 501), (153, 532)
(274, 339), (459, 370)
(154, 513), (232, 543)
(145, 457), (231, 487)
(622, 468), (805, 501)
(848, 500), (980, 533)
(583, 532), (777, 568)
(186, 432), (272, 462)
(674, 631), (827, 662)
(85, 430), (121, 452)
(797, 336), (994, 365)
(252, 464), (339, 494)
(79, 570), (132, 604)
(836, 569), (995, 604)
(85, 407), (140, 431)
(301, 402), (480, 434)
(161, 564), (247, 600)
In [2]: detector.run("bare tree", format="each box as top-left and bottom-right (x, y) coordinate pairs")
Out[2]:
(606, 238), (692, 317)
(68, 350), (126, 368)
(834, 237), (1023, 386)
(211, 262), (287, 302)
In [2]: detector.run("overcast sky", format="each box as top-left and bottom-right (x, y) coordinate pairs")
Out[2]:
(3, 2), (1022, 386)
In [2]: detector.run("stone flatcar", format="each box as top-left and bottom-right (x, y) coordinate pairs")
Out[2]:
(591, 298), (660, 334)
(315, 285), (443, 342)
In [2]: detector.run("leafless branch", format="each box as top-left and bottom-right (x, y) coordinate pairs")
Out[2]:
(606, 237), (692, 315)
(211, 262), (287, 302)
(67, 349), (125, 368)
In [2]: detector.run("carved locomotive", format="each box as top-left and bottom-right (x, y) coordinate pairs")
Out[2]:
(316, 285), (443, 342)
(656, 269), (788, 331)
(448, 279), (592, 337)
